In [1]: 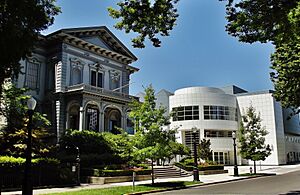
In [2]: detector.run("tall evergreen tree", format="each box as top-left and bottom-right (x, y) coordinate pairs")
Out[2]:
(239, 105), (271, 174)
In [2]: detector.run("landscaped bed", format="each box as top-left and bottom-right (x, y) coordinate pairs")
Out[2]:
(174, 158), (227, 175)
(81, 168), (152, 184)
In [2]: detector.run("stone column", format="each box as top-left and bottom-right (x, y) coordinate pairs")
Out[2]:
(65, 111), (69, 129)
(98, 111), (102, 132)
(79, 106), (85, 131)
(55, 98), (66, 142)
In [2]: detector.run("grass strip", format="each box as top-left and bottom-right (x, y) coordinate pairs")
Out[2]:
(47, 181), (201, 195)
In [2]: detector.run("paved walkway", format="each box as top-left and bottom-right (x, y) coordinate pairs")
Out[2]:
(2, 164), (300, 195)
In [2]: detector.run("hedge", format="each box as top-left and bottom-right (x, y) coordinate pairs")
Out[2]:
(198, 165), (224, 171)
(81, 168), (152, 177)
(174, 162), (224, 171)
(0, 156), (76, 189)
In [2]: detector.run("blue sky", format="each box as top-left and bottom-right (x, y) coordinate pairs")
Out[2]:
(44, 0), (274, 95)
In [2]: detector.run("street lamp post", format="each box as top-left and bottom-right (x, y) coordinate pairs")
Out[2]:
(232, 131), (239, 177)
(22, 97), (37, 195)
(66, 145), (80, 185)
(75, 146), (80, 186)
(192, 130), (199, 181)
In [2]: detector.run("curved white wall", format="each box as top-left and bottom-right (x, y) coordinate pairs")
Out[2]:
(170, 87), (239, 165)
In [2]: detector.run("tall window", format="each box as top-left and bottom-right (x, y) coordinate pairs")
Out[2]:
(87, 107), (99, 131)
(184, 130), (200, 154)
(91, 70), (103, 88)
(109, 70), (120, 91)
(172, 106), (199, 121)
(72, 68), (81, 85)
(26, 60), (39, 89)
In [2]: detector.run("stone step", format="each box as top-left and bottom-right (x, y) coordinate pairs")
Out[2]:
(153, 166), (192, 178)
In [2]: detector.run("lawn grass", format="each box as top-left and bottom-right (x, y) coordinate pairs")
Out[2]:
(47, 181), (201, 195)
(239, 173), (275, 177)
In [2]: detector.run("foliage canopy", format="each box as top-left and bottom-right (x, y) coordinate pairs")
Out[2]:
(0, 0), (60, 96)
(224, 0), (300, 114)
(0, 83), (52, 158)
(198, 138), (212, 161)
(108, 0), (179, 48)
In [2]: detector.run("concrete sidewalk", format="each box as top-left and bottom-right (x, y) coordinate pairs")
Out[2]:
(3, 164), (300, 195)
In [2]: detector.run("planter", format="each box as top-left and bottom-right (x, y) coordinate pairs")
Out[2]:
(82, 175), (152, 184)
(199, 170), (228, 175)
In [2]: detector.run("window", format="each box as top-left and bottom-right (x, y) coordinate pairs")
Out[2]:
(109, 70), (120, 90)
(172, 105), (199, 121)
(87, 107), (99, 131)
(203, 105), (237, 121)
(91, 71), (103, 88)
(91, 71), (96, 86)
(213, 151), (230, 165)
(72, 68), (81, 85)
(26, 60), (39, 89)
(205, 130), (235, 138)
(184, 130), (200, 154)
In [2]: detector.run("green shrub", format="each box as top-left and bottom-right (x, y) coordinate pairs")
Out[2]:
(0, 156), (25, 167)
(136, 163), (150, 169)
(81, 168), (101, 177)
(59, 130), (133, 167)
(174, 162), (194, 171)
(0, 156), (75, 189)
(175, 162), (223, 171)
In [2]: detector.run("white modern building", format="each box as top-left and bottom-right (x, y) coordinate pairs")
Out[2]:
(150, 85), (300, 165)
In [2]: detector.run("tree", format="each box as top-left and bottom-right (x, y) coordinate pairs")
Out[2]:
(59, 129), (134, 167)
(0, 0), (60, 96)
(270, 3), (300, 116)
(108, 0), (179, 48)
(0, 82), (52, 158)
(109, 0), (300, 115)
(129, 85), (186, 184)
(224, 0), (300, 115)
(198, 138), (212, 162)
(238, 105), (271, 174)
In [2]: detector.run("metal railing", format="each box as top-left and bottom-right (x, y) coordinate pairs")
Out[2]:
(65, 83), (137, 101)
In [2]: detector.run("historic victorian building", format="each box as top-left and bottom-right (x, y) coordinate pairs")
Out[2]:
(15, 26), (138, 141)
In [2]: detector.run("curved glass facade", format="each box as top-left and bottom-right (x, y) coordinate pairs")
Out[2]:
(203, 105), (237, 121)
(172, 105), (199, 121)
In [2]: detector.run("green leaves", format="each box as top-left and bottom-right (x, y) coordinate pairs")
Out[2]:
(224, 0), (300, 115)
(129, 85), (187, 163)
(270, 2), (300, 115)
(0, 0), (60, 96)
(108, 0), (179, 48)
(0, 83), (52, 158)
(198, 138), (212, 161)
(224, 0), (298, 44)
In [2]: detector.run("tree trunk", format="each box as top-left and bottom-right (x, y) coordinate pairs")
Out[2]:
(151, 159), (154, 185)
(254, 160), (256, 174)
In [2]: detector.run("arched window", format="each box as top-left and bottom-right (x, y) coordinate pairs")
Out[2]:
(86, 105), (99, 131)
